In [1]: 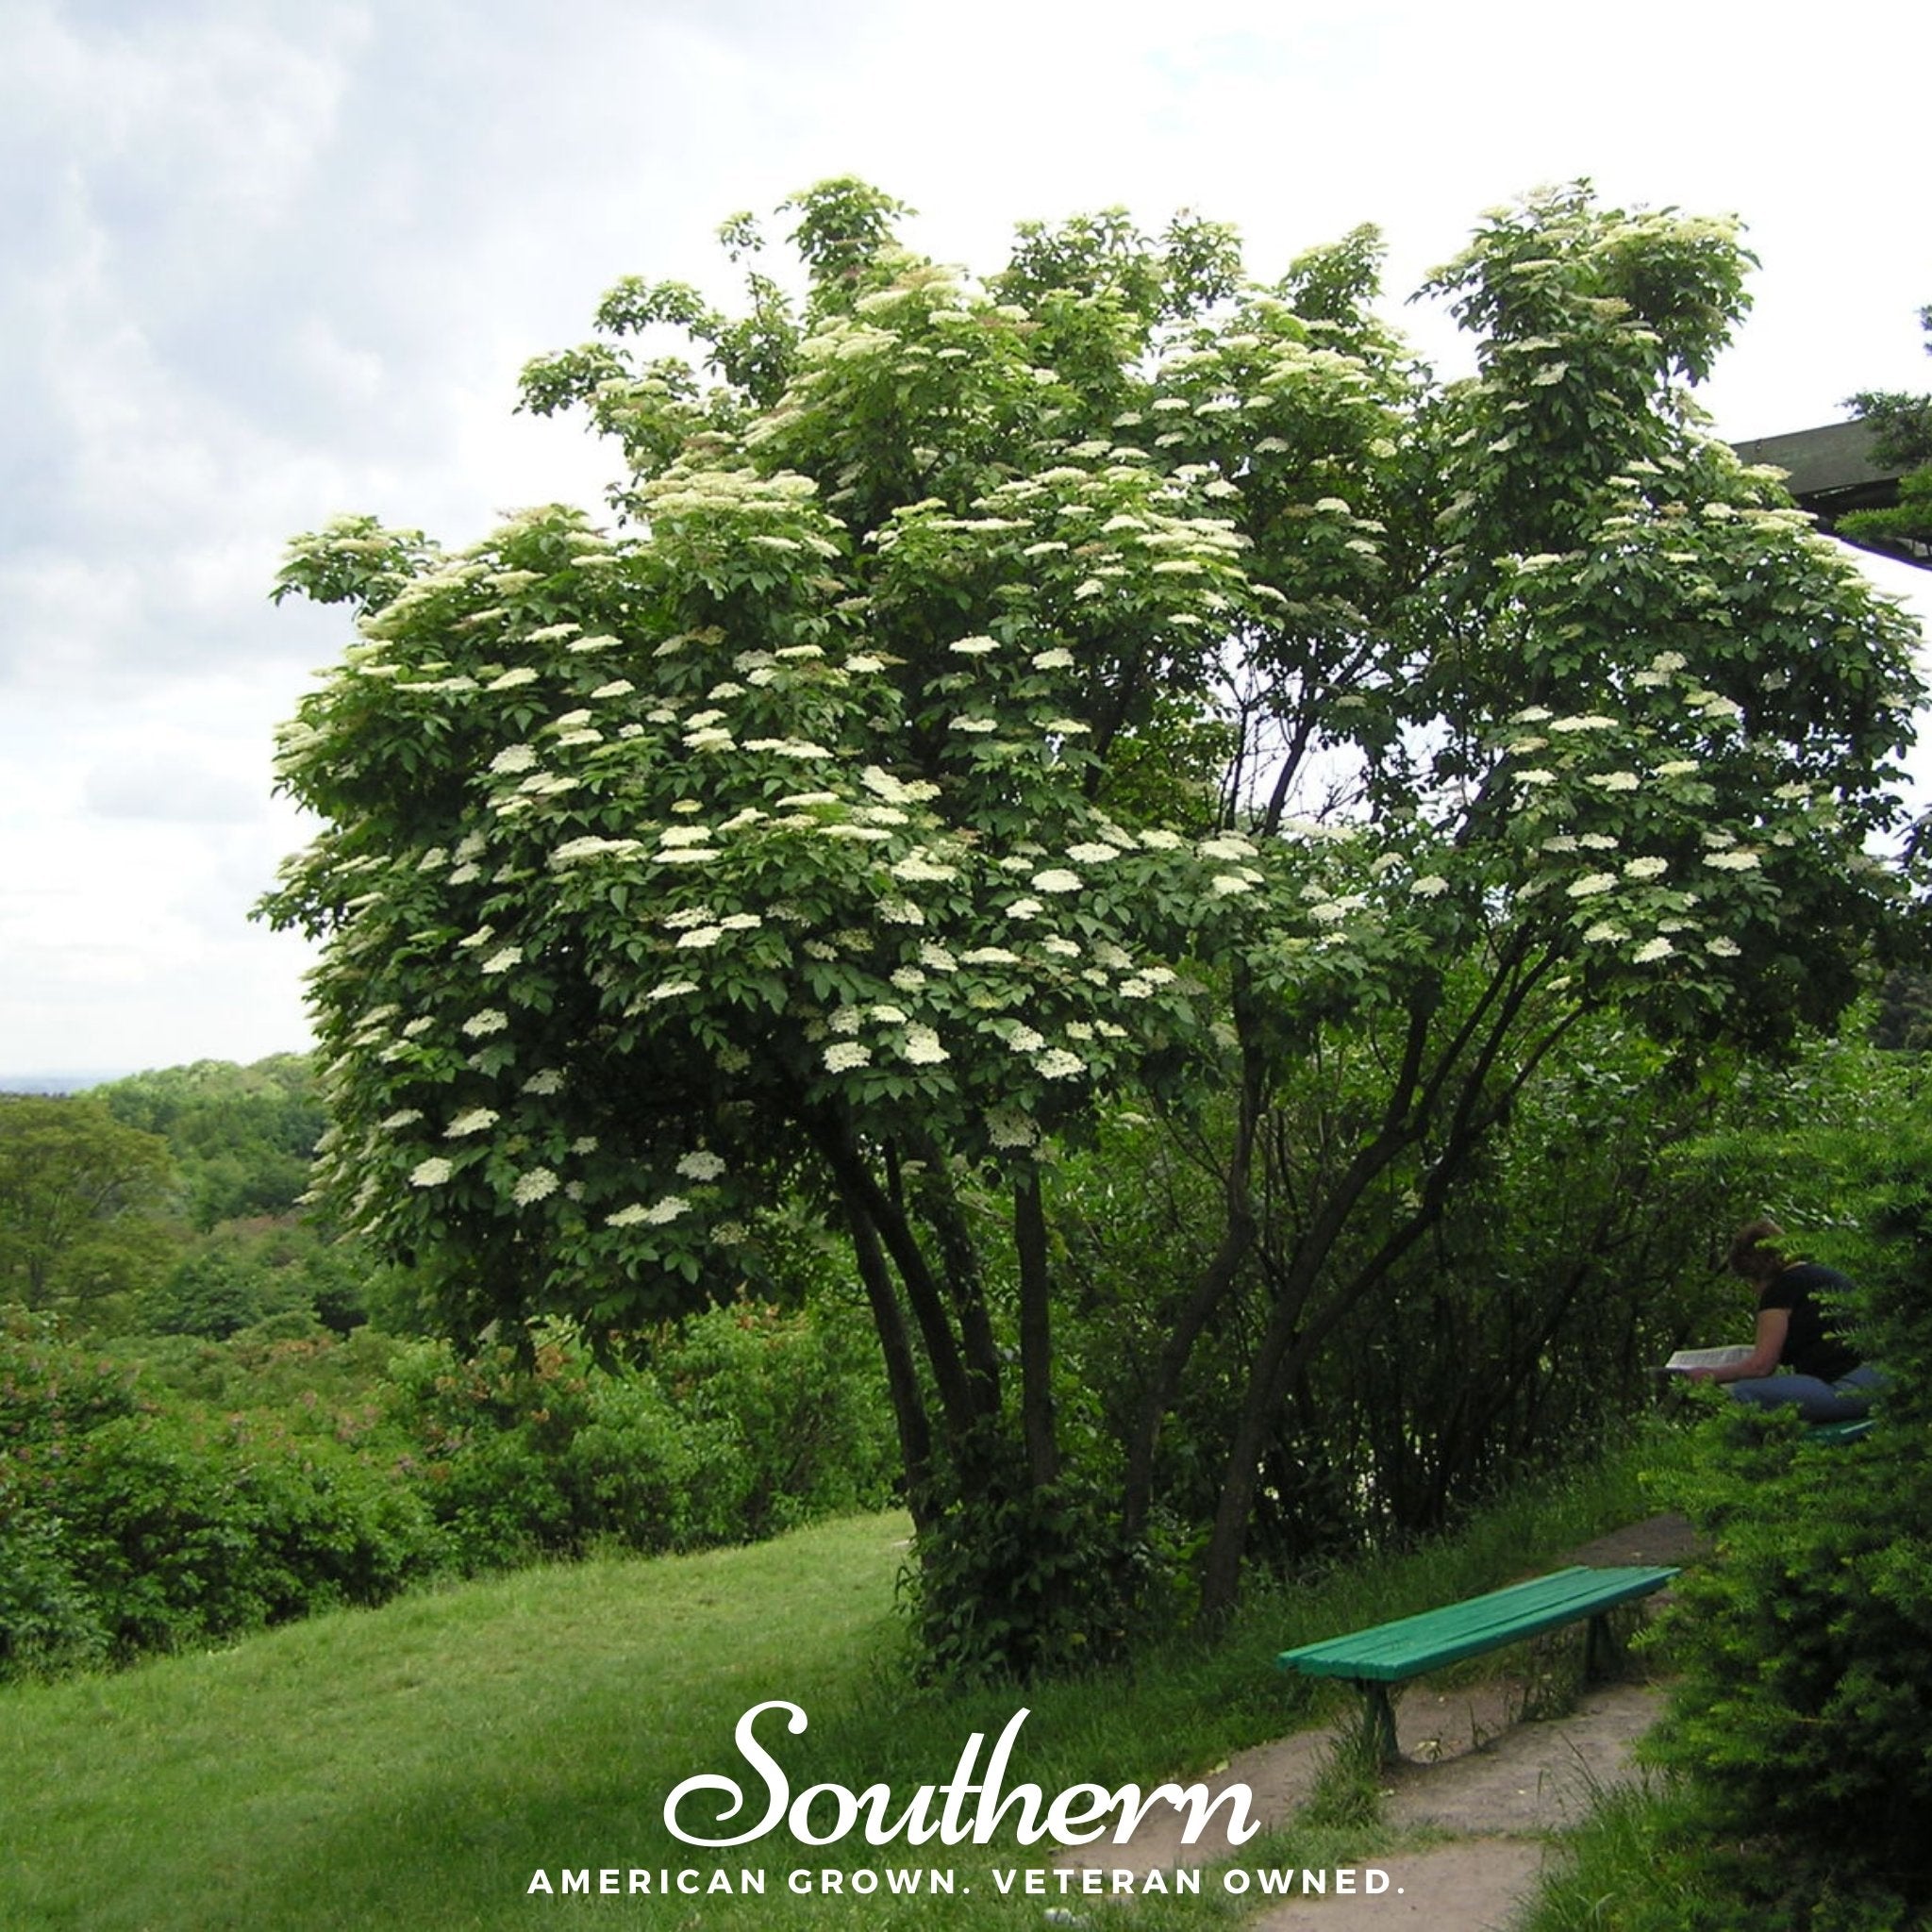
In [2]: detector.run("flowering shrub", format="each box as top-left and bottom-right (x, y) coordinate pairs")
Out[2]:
(262, 180), (1925, 1667)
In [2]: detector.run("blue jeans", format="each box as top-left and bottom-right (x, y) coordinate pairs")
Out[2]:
(1728, 1362), (1884, 1424)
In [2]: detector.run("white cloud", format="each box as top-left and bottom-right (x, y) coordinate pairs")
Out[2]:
(0, 668), (320, 1072)
(3, 0), (1929, 1073)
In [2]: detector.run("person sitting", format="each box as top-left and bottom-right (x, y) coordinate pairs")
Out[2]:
(1684, 1218), (1883, 1423)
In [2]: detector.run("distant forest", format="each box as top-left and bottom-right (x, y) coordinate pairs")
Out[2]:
(0, 1056), (364, 1336)
(0, 1056), (896, 1681)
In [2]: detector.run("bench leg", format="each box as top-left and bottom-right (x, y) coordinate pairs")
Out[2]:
(1355, 1681), (1400, 1767)
(1584, 1610), (1615, 1680)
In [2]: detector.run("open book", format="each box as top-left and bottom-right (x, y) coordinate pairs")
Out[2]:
(1661, 1344), (1754, 1373)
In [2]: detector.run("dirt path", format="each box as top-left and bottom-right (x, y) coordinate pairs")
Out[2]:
(1241, 1676), (1666, 1929)
(1054, 1515), (1699, 1929)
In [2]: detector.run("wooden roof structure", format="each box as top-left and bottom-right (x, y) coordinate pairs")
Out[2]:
(1731, 419), (1928, 571)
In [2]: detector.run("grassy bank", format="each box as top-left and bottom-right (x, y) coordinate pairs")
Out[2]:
(1, 1440), (1658, 1930)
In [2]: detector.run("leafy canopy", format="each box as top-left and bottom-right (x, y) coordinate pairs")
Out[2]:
(0, 1097), (177, 1312)
(261, 180), (1924, 1351)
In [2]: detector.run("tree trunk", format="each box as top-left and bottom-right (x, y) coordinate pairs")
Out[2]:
(907, 1141), (1003, 1420)
(1194, 970), (1572, 1623)
(845, 1207), (937, 1528)
(1013, 1166), (1060, 1489)
(808, 1110), (980, 1442)
(1120, 1018), (1266, 1538)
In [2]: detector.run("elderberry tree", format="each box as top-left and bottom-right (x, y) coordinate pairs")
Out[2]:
(263, 180), (1924, 1670)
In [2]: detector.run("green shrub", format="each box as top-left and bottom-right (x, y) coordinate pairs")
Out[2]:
(1, 1312), (136, 1674)
(387, 1336), (691, 1565)
(666, 1296), (900, 1535)
(384, 1299), (898, 1569)
(143, 1220), (382, 1340)
(1641, 1065), (1932, 1918)
(0, 1501), (110, 1676)
(147, 1241), (295, 1339)
(4, 1288), (899, 1679)
(30, 1409), (444, 1663)
(1, 1317), (444, 1678)
(903, 1438), (1164, 1684)
(1652, 1417), (1932, 1917)
(1, 1306), (143, 1447)
(106, 1321), (404, 1422)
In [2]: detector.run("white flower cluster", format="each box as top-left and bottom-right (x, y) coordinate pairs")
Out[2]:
(551, 836), (644, 868)
(904, 1026), (948, 1065)
(608, 1196), (690, 1228)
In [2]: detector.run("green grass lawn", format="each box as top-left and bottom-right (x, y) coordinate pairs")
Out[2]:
(1, 1443), (1658, 1931)
(3, 1514), (1242, 1931)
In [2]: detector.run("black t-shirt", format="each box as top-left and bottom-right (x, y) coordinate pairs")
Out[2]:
(1758, 1262), (1860, 1383)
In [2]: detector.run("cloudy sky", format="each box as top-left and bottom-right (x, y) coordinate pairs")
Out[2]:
(4, 0), (1929, 1081)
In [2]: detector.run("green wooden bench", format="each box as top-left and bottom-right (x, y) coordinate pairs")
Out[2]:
(1275, 1563), (1678, 1764)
